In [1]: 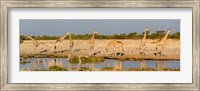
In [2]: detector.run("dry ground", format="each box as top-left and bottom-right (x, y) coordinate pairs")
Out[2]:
(20, 39), (180, 60)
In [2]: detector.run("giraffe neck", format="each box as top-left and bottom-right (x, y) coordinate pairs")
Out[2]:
(69, 33), (73, 44)
(27, 36), (39, 44)
(161, 30), (170, 42)
(142, 30), (147, 42)
(59, 33), (68, 40)
(69, 33), (72, 41)
(91, 31), (96, 41)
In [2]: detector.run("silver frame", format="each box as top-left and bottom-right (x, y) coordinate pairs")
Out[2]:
(0, 0), (199, 90)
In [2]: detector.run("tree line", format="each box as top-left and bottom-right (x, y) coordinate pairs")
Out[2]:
(20, 30), (180, 43)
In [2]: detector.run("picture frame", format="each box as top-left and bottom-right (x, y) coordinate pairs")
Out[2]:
(0, 0), (199, 90)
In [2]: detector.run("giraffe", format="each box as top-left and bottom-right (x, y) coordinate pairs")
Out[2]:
(153, 28), (173, 56)
(68, 32), (74, 52)
(43, 42), (55, 53)
(54, 32), (69, 53)
(25, 36), (45, 53)
(89, 29), (97, 50)
(26, 36), (57, 54)
(106, 40), (124, 56)
(138, 27), (149, 56)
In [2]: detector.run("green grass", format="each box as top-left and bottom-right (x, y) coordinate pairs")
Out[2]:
(69, 56), (105, 64)
(101, 67), (113, 71)
(48, 66), (66, 71)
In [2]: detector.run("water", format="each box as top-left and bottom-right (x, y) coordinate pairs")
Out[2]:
(20, 58), (180, 71)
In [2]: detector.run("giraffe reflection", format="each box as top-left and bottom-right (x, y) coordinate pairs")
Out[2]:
(156, 60), (166, 71)
(114, 60), (124, 71)
(23, 58), (179, 71)
(38, 58), (64, 71)
(89, 63), (94, 71)
(31, 58), (40, 71)
(67, 53), (73, 71)
(140, 60), (146, 69)
(67, 54), (84, 71)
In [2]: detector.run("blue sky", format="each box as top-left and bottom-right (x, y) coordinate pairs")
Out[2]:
(20, 19), (180, 36)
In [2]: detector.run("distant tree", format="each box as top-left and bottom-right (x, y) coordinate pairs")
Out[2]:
(126, 32), (137, 39)
(20, 35), (26, 44)
(156, 30), (165, 35)
(120, 33), (126, 39)
(20, 31), (180, 40)
(171, 32), (180, 39)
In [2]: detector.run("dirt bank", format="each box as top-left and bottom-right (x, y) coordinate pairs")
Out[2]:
(20, 39), (180, 60)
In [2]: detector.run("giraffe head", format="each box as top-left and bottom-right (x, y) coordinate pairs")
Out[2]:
(168, 28), (173, 33)
(93, 29), (97, 34)
(25, 35), (31, 39)
(144, 26), (149, 32)
(65, 32), (70, 35)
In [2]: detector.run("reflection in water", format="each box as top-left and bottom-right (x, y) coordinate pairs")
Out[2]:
(140, 60), (146, 69)
(20, 58), (180, 71)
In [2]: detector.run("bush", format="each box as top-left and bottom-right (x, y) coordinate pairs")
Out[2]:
(20, 31), (180, 40)
(20, 35), (26, 44)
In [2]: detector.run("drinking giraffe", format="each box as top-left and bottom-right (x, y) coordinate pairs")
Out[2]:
(54, 32), (69, 53)
(25, 36), (45, 53)
(106, 40), (125, 56)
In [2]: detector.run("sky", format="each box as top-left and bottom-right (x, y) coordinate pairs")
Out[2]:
(20, 19), (180, 36)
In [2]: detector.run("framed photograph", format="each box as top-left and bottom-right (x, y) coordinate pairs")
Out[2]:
(1, 0), (199, 90)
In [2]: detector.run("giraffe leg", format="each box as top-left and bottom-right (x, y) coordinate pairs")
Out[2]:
(139, 44), (143, 55)
(90, 46), (94, 50)
(70, 45), (72, 52)
(156, 45), (158, 51)
(139, 47), (144, 56)
(54, 46), (57, 53)
(89, 44), (94, 51)
(71, 45), (73, 51)
(154, 46), (160, 56)
(113, 47), (116, 55)
(141, 45), (146, 56)
(35, 47), (38, 54)
(119, 47), (123, 56)
(161, 46), (166, 56)
(33, 47), (36, 54)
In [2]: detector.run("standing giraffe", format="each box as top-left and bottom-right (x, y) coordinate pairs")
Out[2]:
(138, 27), (149, 56)
(153, 28), (172, 56)
(106, 40), (124, 56)
(25, 36), (45, 53)
(89, 29), (97, 50)
(54, 32), (69, 52)
(68, 32), (74, 51)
